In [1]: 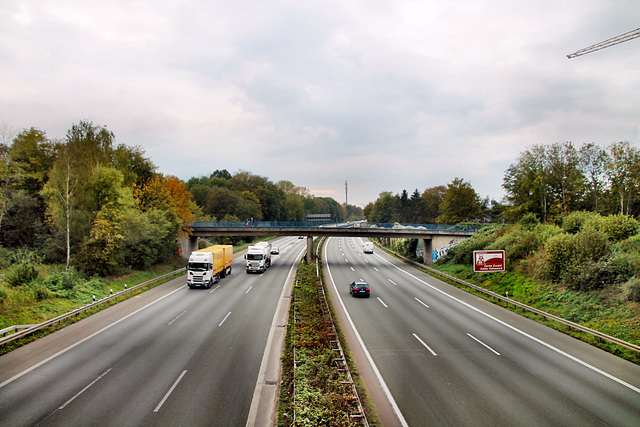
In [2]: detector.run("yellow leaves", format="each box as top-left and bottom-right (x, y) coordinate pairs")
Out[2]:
(134, 175), (194, 225)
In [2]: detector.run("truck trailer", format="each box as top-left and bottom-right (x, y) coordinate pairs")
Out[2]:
(245, 241), (272, 273)
(187, 245), (233, 288)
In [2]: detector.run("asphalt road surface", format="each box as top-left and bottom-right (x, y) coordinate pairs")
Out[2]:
(0, 237), (305, 427)
(324, 236), (640, 427)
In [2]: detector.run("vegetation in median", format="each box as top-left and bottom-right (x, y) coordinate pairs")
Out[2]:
(279, 260), (377, 426)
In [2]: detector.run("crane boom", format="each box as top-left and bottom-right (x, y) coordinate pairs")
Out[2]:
(567, 27), (640, 58)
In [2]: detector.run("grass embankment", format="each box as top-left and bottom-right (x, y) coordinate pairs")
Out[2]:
(278, 260), (379, 426)
(0, 265), (180, 328)
(0, 261), (185, 355)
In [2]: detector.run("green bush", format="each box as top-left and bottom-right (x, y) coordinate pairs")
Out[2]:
(620, 233), (640, 253)
(29, 284), (52, 301)
(573, 228), (610, 263)
(607, 252), (640, 282)
(489, 227), (539, 265)
(623, 277), (640, 302)
(562, 211), (601, 234)
(543, 233), (575, 281)
(40, 268), (85, 297)
(0, 246), (12, 268)
(444, 225), (504, 265)
(6, 262), (39, 287)
(563, 260), (617, 291)
(601, 214), (639, 242)
(520, 213), (540, 231)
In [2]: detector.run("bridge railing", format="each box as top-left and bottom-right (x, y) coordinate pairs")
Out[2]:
(186, 221), (480, 232)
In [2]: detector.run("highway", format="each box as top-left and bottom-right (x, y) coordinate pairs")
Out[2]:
(0, 237), (306, 427)
(324, 236), (640, 426)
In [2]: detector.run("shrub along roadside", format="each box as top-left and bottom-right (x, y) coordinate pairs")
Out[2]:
(278, 255), (379, 426)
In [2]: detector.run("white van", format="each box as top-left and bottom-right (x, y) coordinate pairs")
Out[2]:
(363, 242), (374, 254)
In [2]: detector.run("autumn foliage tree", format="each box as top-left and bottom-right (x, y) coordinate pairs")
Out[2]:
(0, 120), (194, 276)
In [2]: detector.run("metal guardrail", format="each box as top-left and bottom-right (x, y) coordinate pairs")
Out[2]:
(397, 255), (640, 355)
(0, 268), (185, 347)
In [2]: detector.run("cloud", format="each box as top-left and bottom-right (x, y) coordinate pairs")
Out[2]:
(1, 1), (640, 207)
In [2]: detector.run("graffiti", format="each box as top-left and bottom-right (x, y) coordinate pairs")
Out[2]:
(431, 240), (462, 261)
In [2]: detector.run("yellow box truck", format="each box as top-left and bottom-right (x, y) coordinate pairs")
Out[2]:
(209, 244), (233, 278)
(187, 245), (233, 288)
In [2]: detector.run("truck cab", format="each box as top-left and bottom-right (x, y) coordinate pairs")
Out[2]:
(187, 251), (217, 288)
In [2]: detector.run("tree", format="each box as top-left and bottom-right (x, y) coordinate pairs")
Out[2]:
(1, 128), (53, 248)
(421, 186), (446, 223)
(438, 178), (482, 224)
(545, 142), (584, 220)
(503, 144), (549, 222)
(0, 127), (14, 230)
(77, 166), (136, 275)
(112, 144), (156, 188)
(368, 192), (399, 223)
(606, 141), (639, 215)
(41, 145), (77, 269)
(579, 143), (609, 212)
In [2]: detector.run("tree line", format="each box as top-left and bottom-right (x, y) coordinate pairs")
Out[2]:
(0, 122), (362, 277)
(185, 170), (362, 224)
(364, 141), (640, 226)
(0, 122), (195, 276)
(364, 178), (502, 225)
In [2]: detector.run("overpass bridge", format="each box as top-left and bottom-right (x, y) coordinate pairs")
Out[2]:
(184, 221), (479, 264)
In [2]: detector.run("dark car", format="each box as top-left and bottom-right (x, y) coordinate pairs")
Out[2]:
(349, 280), (370, 297)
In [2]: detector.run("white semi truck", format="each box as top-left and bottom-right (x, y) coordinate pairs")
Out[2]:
(245, 241), (272, 273)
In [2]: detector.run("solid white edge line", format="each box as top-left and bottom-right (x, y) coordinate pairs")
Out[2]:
(154, 370), (187, 413)
(413, 333), (437, 356)
(325, 237), (410, 427)
(59, 368), (112, 410)
(374, 252), (640, 395)
(0, 285), (185, 390)
(467, 333), (501, 356)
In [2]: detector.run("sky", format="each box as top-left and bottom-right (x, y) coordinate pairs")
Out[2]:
(2, 1), (640, 208)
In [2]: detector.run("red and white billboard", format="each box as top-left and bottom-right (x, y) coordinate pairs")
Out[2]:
(474, 250), (505, 272)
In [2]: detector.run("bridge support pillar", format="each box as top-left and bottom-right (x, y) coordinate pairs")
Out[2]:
(188, 236), (199, 258)
(306, 236), (314, 263)
(423, 238), (433, 265)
